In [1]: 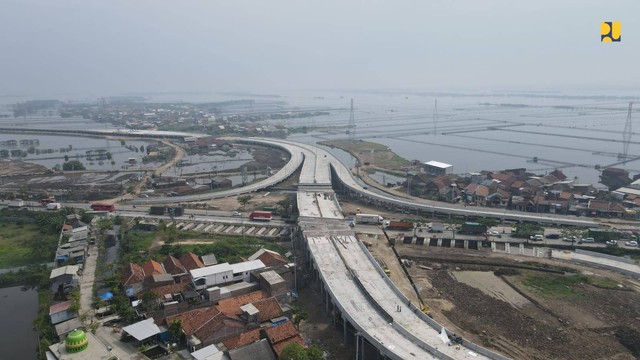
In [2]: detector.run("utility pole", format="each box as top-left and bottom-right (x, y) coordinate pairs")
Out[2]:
(348, 99), (355, 141)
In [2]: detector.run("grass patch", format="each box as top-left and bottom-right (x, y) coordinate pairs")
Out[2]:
(159, 234), (287, 264)
(521, 272), (628, 296)
(120, 230), (156, 263)
(586, 276), (627, 290)
(521, 272), (588, 297)
(0, 222), (58, 268)
(319, 139), (411, 171)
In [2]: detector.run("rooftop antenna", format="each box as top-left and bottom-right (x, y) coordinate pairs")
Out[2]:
(622, 102), (633, 162)
(433, 99), (438, 135)
(348, 98), (355, 140)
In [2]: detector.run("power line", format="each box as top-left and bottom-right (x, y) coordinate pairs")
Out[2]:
(622, 102), (633, 161)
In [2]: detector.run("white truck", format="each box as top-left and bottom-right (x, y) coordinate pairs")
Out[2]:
(355, 213), (384, 224)
(8, 199), (25, 208)
(46, 202), (61, 210)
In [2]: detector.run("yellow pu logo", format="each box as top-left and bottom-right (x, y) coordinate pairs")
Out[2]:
(601, 22), (621, 42)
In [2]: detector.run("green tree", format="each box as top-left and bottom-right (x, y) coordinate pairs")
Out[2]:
(237, 195), (253, 210)
(512, 223), (544, 239)
(140, 145), (145, 153)
(168, 319), (183, 341)
(292, 308), (308, 330)
(64, 155), (69, 162)
(477, 218), (499, 228)
(120, 140), (126, 146)
(307, 345), (323, 360)
(277, 197), (292, 214)
(280, 343), (308, 360)
(62, 160), (86, 171)
(561, 227), (586, 247)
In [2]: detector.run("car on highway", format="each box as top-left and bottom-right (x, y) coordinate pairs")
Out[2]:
(530, 234), (544, 241)
(545, 233), (560, 239)
(488, 231), (500, 236)
(232, 211), (242, 217)
(605, 240), (618, 246)
(581, 237), (595, 243)
(625, 241), (638, 247)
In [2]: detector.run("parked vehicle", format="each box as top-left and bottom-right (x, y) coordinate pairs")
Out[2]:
(625, 241), (638, 247)
(459, 222), (487, 234)
(39, 197), (55, 206)
(384, 221), (414, 231)
(149, 206), (167, 215)
(530, 234), (544, 241)
(46, 202), (61, 210)
(429, 222), (445, 233)
(355, 213), (383, 225)
(249, 211), (273, 221)
(8, 199), (25, 208)
(167, 207), (184, 217)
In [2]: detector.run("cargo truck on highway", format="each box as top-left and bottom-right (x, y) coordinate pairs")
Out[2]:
(8, 199), (25, 208)
(384, 220), (414, 231)
(429, 222), (445, 233)
(149, 206), (167, 215)
(355, 213), (384, 224)
(46, 203), (61, 210)
(249, 211), (273, 221)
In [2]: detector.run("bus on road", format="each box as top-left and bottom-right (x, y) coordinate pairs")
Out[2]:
(90, 203), (115, 212)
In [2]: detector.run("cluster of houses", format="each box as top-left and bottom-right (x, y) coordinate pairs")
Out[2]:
(118, 248), (303, 359)
(408, 165), (638, 219)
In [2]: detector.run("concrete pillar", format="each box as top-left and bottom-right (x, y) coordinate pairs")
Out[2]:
(437, 239), (442, 247)
(450, 239), (455, 248)
(464, 240), (469, 249)
(325, 290), (329, 314)
(491, 242), (496, 251)
(343, 317), (348, 344)
(505, 242), (510, 253)
(519, 243), (525, 255)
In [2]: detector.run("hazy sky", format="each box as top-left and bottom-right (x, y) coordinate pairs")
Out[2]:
(1, 0), (638, 97)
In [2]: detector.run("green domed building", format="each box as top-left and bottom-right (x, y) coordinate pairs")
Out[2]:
(65, 329), (89, 353)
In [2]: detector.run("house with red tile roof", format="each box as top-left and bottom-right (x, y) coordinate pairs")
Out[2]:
(217, 291), (269, 318)
(164, 255), (188, 282)
(248, 249), (289, 268)
(121, 262), (147, 297)
(142, 259), (165, 276)
(263, 321), (306, 357)
(222, 328), (261, 351)
(180, 252), (205, 271)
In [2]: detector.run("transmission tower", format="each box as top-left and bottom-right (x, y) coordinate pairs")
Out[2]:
(241, 166), (248, 186)
(622, 102), (633, 161)
(348, 98), (355, 140)
(433, 99), (438, 135)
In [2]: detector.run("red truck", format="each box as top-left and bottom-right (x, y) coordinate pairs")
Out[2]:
(249, 211), (273, 221)
(384, 221), (414, 231)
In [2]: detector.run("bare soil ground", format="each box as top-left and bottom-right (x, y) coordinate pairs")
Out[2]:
(0, 159), (49, 176)
(297, 285), (355, 360)
(398, 247), (640, 360)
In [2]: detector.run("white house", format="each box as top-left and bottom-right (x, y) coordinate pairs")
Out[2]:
(231, 260), (265, 282)
(191, 263), (233, 289)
